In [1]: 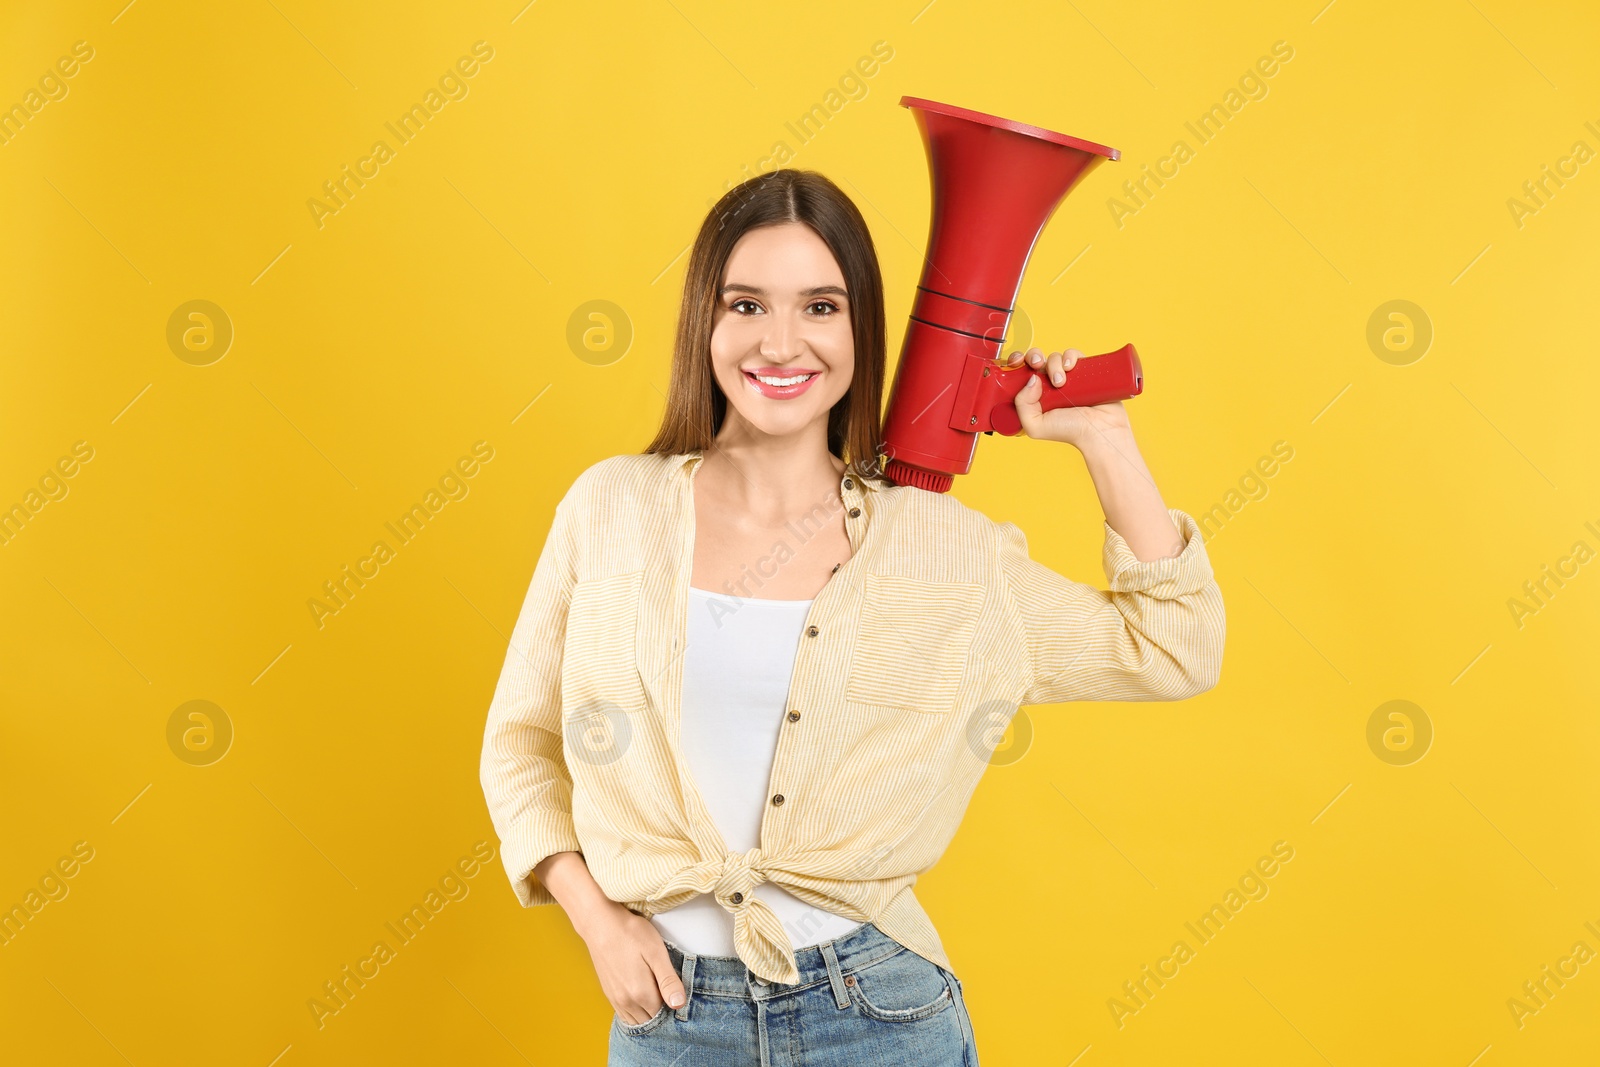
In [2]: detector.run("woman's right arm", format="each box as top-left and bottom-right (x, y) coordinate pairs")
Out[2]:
(480, 486), (585, 906)
(479, 471), (685, 1023)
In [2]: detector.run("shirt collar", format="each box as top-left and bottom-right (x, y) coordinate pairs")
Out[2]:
(675, 449), (877, 497)
(674, 449), (876, 541)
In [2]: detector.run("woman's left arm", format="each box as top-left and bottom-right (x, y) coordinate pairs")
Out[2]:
(1010, 345), (1184, 562)
(998, 345), (1226, 704)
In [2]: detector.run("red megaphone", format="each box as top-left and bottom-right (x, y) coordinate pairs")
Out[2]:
(879, 96), (1144, 494)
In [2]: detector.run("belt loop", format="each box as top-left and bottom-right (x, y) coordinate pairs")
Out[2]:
(818, 940), (851, 1009)
(675, 951), (697, 1021)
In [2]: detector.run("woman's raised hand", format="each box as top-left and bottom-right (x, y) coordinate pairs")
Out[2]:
(1005, 346), (1132, 451)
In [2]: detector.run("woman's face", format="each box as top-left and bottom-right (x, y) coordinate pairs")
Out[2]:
(709, 221), (854, 444)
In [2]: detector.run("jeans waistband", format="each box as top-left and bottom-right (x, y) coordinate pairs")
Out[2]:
(660, 921), (912, 999)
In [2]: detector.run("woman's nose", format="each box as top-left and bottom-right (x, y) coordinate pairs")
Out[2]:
(760, 312), (803, 358)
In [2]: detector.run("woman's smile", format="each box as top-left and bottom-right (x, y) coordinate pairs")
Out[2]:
(742, 367), (821, 399)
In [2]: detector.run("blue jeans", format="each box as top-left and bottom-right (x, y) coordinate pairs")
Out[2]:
(607, 921), (980, 1066)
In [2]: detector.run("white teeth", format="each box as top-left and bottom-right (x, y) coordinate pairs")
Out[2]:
(754, 372), (814, 387)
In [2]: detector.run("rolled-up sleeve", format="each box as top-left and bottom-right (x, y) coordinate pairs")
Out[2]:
(996, 507), (1225, 705)
(480, 482), (586, 907)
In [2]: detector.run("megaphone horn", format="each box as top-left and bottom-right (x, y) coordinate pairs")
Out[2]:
(880, 96), (1144, 493)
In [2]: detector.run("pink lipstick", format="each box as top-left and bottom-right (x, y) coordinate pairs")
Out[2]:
(743, 368), (820, 400)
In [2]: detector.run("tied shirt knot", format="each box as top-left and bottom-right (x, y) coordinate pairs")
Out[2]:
(649, 846), (802, 985)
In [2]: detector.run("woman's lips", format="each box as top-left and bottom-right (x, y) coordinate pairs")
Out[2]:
(743, 370), (819, 399)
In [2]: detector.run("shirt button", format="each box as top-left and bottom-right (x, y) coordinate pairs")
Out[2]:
(771, 793), (785, 806)
(806, 625), (819, 637)
(831, 563), (841, 574)
(848, 507), (861, 518)
(731, 891), (744, 904)
(843, 478), (854, 490)
(787, 710), (800, 722)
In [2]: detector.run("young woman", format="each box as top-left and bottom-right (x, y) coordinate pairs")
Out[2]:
(480, 169), (1225, 1065)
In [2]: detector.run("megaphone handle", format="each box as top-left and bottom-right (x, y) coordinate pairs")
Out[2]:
(986, 343), (1143, 436)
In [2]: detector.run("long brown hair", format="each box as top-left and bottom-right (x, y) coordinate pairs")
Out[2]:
(642, 169), (890, 488)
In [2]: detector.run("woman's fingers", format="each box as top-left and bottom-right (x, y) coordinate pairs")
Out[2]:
(1048, 348), (1085, 386)
(1011, 346), (1084, 388)
(622, 983), (664, 1025)
(647, 939), (688, 1010)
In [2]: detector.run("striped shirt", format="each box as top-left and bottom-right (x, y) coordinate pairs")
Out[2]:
(479, 449), (1226, 984)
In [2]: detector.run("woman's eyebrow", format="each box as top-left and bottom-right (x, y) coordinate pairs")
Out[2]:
(718, 283), (849, 298)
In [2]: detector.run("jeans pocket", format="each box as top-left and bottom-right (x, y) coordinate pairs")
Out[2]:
(846, 948), (956, 1022)
(613, 1003), (670, 1037)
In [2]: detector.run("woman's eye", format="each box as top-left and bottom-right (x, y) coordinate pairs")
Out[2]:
(726, 299), (838, 316)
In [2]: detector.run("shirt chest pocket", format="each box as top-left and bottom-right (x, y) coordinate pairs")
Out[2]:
(562, 570), (647, 722)
(845, 574), (986, 714)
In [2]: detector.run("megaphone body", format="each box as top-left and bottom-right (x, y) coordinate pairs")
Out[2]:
(881, 97), (1145, 494)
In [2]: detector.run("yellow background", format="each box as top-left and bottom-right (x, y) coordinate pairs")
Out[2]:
(3, 0), (1597, 1063)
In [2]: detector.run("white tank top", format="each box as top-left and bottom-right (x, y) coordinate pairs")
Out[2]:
(648, 586), (864, 957)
